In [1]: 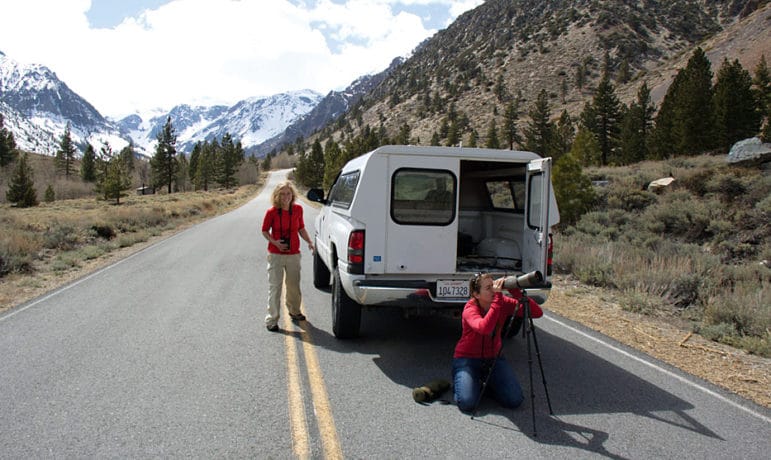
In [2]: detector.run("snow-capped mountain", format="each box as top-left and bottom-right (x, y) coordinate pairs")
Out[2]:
(0, 50), (128, 155)
(253, 57), (403, 156)
(119, 90), (323, 156)
(1, 50), (323, 158)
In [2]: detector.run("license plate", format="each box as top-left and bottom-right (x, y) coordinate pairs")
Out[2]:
(436, 280), (469, 299)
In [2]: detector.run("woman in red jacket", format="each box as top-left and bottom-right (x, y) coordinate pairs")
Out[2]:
(452, 273), (542, 412)
(261, 181), (314, 332)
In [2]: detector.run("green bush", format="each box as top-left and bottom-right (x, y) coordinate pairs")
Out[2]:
(560, 154), (769, 356)
(43, 222), (81, 250)
(606, 187), (657, 211)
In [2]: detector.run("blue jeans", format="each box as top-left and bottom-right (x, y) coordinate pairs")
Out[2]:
(452, 357), (524, 413)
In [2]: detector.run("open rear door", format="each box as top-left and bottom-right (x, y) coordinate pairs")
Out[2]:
(522, 158), (554, 279)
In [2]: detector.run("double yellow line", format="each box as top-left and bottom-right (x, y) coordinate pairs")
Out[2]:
(283, 313), (343, 459)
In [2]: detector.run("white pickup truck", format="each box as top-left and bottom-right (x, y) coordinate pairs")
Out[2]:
(307, 145), (560, 338)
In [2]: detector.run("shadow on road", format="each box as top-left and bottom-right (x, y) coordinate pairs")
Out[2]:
(294, 307), (722, 457)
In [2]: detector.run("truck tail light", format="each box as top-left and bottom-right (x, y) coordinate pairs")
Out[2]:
(347, 230), (365, 274)
(547, 233), (553, 276)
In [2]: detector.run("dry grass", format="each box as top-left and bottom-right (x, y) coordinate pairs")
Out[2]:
(0, 179), (264, 312)
(547, 274), (771, 409)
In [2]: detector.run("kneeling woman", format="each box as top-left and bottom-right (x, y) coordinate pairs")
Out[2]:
(452, 273), (542, 413)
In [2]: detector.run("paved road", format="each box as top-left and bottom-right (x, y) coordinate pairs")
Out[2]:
(1, 170), (769, 458)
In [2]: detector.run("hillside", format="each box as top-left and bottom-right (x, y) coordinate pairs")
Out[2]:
(301, 0), (770, 150)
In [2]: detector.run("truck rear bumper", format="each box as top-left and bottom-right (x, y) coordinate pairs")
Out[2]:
(345, 274), (551, 309)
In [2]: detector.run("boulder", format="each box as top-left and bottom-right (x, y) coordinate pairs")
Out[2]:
(726, 137), (771, 166)
(647, 177), (675, 193)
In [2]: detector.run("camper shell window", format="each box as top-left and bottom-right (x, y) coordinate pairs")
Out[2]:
(527, 172), (545, 228)
(391, 168), (456, 226)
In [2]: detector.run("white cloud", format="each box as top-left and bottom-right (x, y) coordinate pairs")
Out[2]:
(0, 0), (482, 118)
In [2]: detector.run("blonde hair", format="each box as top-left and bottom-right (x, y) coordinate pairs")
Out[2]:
(271, 181), (298, 208)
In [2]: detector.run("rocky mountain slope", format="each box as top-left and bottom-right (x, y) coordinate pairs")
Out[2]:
(310, 0), (770, 150)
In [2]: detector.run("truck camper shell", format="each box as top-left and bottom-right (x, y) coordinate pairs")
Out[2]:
(308, 145), (560, 338)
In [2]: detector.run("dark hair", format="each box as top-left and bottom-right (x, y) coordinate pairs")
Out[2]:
(469, 273), (492, 296)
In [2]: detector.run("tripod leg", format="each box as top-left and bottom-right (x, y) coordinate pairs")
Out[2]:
(529, 317), (553, 414)
(470, 357), (499, 419)
(524, 302), (537, 437)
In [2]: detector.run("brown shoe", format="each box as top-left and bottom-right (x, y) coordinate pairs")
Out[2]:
(289, 313), (306, 321)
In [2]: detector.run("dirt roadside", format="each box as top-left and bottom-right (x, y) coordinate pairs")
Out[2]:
(2, 241), (769, 409)
(546, 274), (770, 409)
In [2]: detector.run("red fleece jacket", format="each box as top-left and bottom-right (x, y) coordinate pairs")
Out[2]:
(453, 290), (542, 359)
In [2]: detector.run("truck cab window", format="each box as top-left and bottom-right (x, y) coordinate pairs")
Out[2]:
(328, 171), (360, 209)
(485, 179), (526, 212)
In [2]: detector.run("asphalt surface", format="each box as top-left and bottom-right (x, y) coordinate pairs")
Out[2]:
(1, 169), (769, 459)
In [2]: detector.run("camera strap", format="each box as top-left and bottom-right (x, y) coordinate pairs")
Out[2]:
(277, 206), (293, 249)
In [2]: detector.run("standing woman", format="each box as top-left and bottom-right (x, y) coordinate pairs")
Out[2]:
(262, 180), (315, 332)
(452, 273), (542, 413)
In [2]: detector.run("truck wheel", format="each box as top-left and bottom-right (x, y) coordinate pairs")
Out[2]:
(332, 267), (361, 339)
(312, 249), (330, 288)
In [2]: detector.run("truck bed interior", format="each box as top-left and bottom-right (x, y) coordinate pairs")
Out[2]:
(456, 159), (527, 274)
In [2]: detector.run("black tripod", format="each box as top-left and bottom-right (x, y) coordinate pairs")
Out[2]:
(470, 290), (553, 436)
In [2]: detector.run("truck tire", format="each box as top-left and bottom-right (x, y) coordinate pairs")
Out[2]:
(312, 249), (330, 288)
(332, 267), (361, 339)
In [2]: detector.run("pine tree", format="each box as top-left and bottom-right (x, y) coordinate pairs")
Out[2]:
(80, 144), (97, 182)
(150, 116), (178, 193)
(195, 140), (216, 191)
(619, 82), (654, 164)
(485, 119), (500, 149)
(617, 57), (631, 84)
(587, 72), (622, 165)
(44, 184), (55, 203)
(467, 129), (478, 148)
(713, 58), (761, 152)
(119, 143), (136, 173)
(430, 131), (441, 146)
(502, 101), (521, 150)
(524, 89), (553, 156)
(55, 123), (77, 178)
(0, 114), (17, 167)
(218, 133), (243, 189)
(652, 69), (685, 159)
(752, 55), (771, 141)
(552, 152), (595, 226)
(551, 110), (575, 163)
(6, 152), (38, 207)
(99, 156), (132, 204)
(571, 127), (601, 167)
(176, 153), (190, 191)
(261, 153), (272, 172)
(189, 142), (202, 184)
(575, 64), (585, 90)
(395, 123), (411, 145)
(322, 139), (343, 190)
(307, 139), (325, 188)
(675, 47), (716, 155)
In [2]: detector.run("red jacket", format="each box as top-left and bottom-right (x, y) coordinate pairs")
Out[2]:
(453, 290), (543, 359)
(262, 204), (305, 255)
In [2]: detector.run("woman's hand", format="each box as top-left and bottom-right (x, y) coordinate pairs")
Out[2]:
(492, 277), (505, 292)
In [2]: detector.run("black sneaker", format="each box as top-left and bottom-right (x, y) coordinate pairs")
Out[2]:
(289, 313), (306, 321)
(267, 324), (279, 332)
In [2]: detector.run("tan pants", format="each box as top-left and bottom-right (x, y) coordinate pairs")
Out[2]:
(265, 253), (302, 327)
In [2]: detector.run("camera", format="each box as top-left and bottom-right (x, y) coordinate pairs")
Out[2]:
(280, 237), (290, 251)
(503, 270), (543, 290)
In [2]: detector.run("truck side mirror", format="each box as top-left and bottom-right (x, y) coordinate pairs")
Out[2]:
(307, 188), (326, 204)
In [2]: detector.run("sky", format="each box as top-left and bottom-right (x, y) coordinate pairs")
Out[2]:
(0, 0), (483, 119)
